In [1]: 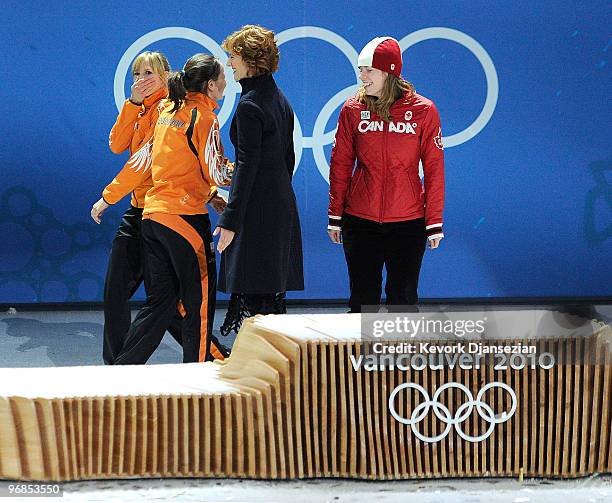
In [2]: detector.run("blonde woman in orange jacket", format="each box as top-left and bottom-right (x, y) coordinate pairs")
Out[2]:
(113, 53), (232, 365)
(90, 51), (179, 365)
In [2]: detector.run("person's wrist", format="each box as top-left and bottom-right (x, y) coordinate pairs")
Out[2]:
(129, 97), (143, 106)
(426, 223), (443, 241)
(328, 215), (342, 232)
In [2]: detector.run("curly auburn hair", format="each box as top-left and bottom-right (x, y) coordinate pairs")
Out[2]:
(222, 25), (279, 76)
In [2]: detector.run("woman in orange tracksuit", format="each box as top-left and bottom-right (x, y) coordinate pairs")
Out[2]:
(113, 53), (233, 365)
(90, 51), (185, 365)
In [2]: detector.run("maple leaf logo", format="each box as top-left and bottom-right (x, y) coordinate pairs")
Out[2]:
(433, 127), (444, 150)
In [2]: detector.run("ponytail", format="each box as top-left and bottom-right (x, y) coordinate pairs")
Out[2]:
(168, 71), (187, 112)
(166, 54), (221, 113)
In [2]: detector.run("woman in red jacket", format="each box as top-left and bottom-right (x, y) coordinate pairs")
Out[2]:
(327, 37), (445, 312)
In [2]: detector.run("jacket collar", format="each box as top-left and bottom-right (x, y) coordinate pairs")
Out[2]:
(239, 73), (275, 92)
(185, 91), (218, 111)
(143, 88), (167, 109)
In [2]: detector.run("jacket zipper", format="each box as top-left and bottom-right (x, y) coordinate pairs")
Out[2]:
(379, 122), (388, 223)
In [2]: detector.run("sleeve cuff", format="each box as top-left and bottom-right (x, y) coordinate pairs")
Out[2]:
(206, 186), (218, 203)
(217, 212), (239, 233)
(426, 223), (443, 240)
(101, 189), (117, 206)
(328, 215), (342, 231)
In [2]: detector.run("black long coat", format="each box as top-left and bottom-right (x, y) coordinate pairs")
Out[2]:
(218, 74), (304, 294)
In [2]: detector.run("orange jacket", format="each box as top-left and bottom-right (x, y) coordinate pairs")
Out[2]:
(144, 92), (232, 216)
(103, 88), (167, 207)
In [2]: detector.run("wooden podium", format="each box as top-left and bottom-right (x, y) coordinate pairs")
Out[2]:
(0, 312), (610, 481)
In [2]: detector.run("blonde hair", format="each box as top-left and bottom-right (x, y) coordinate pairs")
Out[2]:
(131, 51), (170, 81)
(222, 25), (279, 76)
(356, 74), (415, 121)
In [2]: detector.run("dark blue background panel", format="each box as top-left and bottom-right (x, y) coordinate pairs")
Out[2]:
(1, 1), (610, 302)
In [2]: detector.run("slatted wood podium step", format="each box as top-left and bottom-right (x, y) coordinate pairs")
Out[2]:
(0, 312), (611, 481)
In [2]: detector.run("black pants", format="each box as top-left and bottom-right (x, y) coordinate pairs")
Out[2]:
(102, 206), (182, 365)
(113, 213), (227, 365)
(342, 213), (427, 313)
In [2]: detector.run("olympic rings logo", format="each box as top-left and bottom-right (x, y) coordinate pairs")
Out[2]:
(115, 26), (499, 183)
(388, 381), (516, 443)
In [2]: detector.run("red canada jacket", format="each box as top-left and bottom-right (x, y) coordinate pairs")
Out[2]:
(328, 91), (445, 239)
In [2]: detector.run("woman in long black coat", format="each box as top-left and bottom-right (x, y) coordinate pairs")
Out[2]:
(215, 25), (304, 336)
